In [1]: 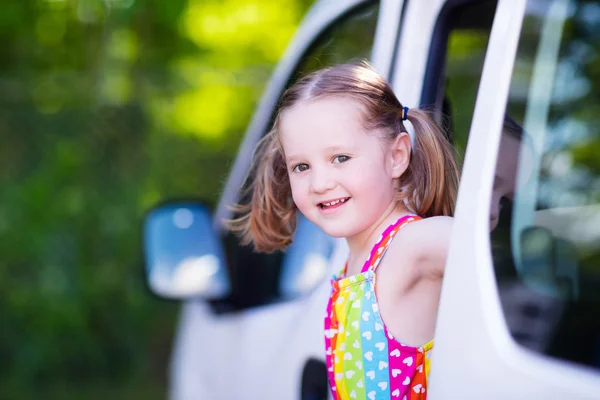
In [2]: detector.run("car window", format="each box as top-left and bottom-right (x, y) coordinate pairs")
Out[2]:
(294, 3), (380, 76)
(492, 0), (600, 369)
(424, 0), (497, 164)
(221, 2), (381, 310)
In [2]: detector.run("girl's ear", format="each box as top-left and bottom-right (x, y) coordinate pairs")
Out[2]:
(391, 131), (411, 178)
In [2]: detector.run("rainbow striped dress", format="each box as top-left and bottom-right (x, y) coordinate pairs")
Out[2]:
(324, 215), (433, 399)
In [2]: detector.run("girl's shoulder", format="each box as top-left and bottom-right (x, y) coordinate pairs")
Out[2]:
(389, 215), (454, 278)
(392, 215), (453, 243)
(404, 215), (453, 235)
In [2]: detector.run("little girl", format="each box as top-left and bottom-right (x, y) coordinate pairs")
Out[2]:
(231, 61), (459, 399)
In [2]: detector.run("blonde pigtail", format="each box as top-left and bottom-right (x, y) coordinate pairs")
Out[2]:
(227, 128), (297, 253)
(399, 108), (459, 217)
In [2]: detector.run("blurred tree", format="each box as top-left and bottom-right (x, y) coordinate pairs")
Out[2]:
(0, 0), (313, 398)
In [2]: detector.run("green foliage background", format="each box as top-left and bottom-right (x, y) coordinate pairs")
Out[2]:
(0, 0), (313, 398)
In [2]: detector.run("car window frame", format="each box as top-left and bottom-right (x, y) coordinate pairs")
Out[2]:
(421, 0), (498, 116)
(429, 0), (600, 397)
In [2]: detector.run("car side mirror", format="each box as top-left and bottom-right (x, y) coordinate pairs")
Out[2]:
(143, 202), (230, 299)
(279, 214), (335, 299)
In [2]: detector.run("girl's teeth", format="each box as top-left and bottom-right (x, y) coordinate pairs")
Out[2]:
(323, 198), (347, 207)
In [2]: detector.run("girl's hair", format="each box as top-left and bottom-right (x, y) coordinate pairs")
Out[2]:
(229, 61), (459, 253)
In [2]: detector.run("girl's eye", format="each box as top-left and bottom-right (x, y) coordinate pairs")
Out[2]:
(333, 155), (350, 164)
(292, 164), (309, 173)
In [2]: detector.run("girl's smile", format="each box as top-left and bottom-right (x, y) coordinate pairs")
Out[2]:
(318, 197), (350, 212)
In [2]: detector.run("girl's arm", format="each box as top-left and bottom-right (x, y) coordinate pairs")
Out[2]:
(400, 216), (454, 280)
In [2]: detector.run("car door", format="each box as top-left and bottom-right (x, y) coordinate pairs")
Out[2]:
(429, 0), (600, 398)
(168, 1), (408, 399)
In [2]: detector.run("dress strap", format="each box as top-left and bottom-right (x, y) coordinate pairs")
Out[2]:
(361, 215), (421, 273)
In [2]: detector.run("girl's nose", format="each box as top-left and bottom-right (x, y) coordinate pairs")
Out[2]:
(310, 169), (336, 193)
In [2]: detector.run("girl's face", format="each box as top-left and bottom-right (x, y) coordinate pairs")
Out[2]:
(280, 97), (407, 239)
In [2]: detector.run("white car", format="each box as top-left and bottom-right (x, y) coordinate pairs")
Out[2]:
(143, 0), (600, 398)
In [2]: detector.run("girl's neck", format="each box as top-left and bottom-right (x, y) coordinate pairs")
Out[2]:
(344, 202), (412, 276)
